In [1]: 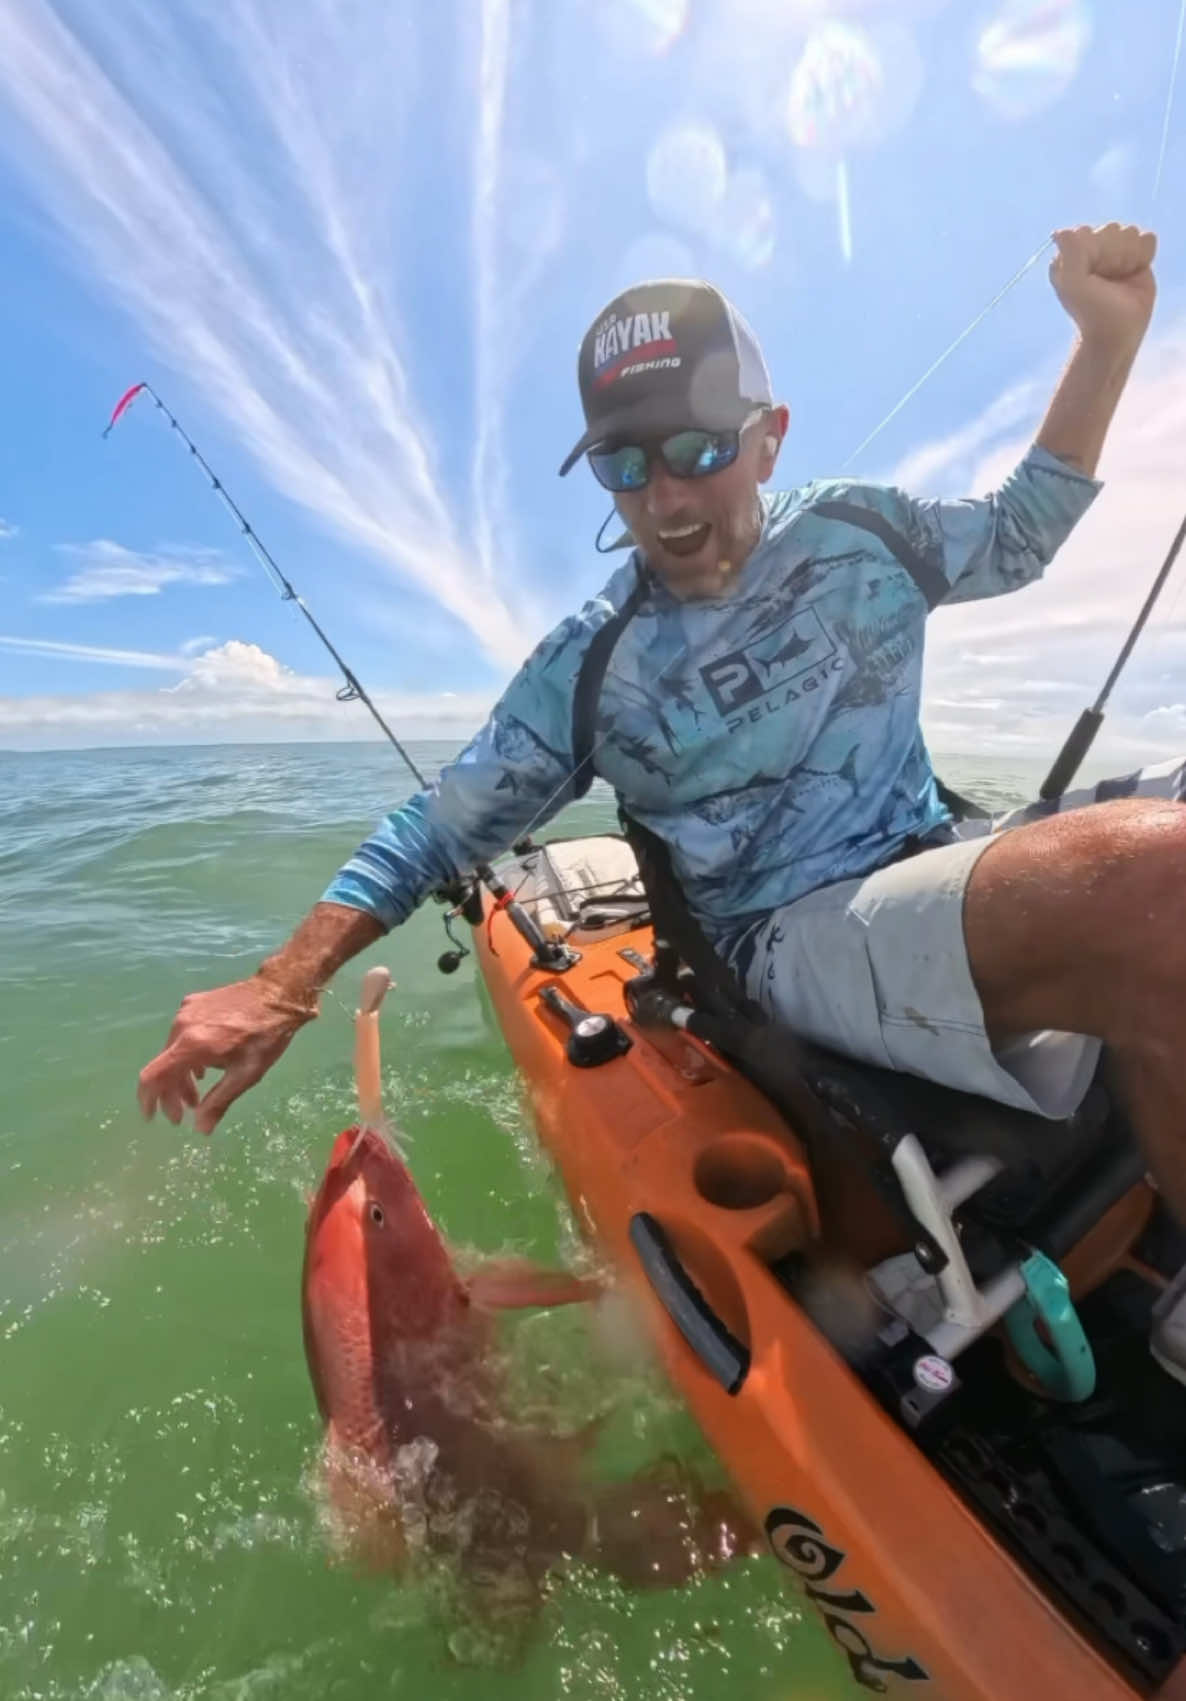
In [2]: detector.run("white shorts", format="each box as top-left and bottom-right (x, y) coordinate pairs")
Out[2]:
(730, 832), (1101, 1121)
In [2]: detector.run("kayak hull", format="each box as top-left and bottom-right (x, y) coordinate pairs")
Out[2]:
(474, 883), (1175, 1700)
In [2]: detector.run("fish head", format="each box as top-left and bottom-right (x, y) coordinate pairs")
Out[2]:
(301, 1125), (468, 1449)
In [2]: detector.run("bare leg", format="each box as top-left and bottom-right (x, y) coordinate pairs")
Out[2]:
(964, 798), (1186, 1222)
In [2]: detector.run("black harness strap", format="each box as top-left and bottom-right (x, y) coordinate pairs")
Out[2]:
(806, 498), (949, 610)
(571, 574), (647, 800)
(617, 808), (760, 1021)
(807, 499), (988, 819)
(935, 776), (990, 821)
(570, 497), (984, 956)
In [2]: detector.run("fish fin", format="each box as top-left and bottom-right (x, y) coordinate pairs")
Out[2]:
(465, 1257), (606, 1311)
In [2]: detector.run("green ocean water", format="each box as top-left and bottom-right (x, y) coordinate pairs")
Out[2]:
(0, 741), (1065, 1701)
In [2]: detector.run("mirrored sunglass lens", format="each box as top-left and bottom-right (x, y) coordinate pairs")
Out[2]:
(662, 429), (737, 478)
(589, 445), (648, 491)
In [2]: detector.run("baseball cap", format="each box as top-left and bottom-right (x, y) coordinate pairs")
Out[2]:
(558, 279), (773, 477)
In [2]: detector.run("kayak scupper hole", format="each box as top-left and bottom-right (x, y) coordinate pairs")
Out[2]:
(1014, 1501), (1046, 1536)
(1089, 1580), (1127, 1619)
(1131, 1622), (1172, 1662)
(694, 1137), (789, 1211)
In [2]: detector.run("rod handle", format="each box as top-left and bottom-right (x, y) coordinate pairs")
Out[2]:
(1039, 708), (1103, 801)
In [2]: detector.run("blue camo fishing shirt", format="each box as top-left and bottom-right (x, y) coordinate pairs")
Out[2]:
(325, 444), (1100, 946)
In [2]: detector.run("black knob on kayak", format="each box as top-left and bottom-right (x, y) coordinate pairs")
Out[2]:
(437, 950), (464, 974)
(566, 1011), (632, 1068)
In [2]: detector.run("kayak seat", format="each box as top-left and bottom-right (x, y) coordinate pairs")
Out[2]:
(792, 1041), (1130, 1238)
(730, 1029), (1149, 1372)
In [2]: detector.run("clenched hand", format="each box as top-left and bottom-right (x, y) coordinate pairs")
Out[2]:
(1050, 222), (1157, 348)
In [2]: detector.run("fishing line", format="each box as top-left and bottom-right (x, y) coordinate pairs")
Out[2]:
(1153, 0), (1186, 204)
(106, 227), (1054, 928)
(492, 238), (1060, 853)
(840, 237), (1054, 470)
(102, 382), (429, 794)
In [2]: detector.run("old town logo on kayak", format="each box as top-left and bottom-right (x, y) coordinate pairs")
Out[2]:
(592, 310), (680, 388)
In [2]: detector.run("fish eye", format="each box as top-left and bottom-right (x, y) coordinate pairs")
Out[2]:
(368, 1202), (385, 1227)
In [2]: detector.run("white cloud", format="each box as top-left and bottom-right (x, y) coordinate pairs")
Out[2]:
(0, 0), (525, 663)
(0, 519), (17, 541)
(0, 634), (185, 670)
(0, 639), (495, 750)
(39, 540), (234, 603)
(908, 318), (1186, 762)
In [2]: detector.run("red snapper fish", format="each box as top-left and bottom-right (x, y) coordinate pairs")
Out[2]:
(300, 969), (757, 1619)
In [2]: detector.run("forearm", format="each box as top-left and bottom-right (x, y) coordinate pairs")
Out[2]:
(258, 901), (384, 1003)
(1035, 330), (1143, 477)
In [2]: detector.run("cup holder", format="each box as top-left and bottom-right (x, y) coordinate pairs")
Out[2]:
(694, 1135), (790, 1211)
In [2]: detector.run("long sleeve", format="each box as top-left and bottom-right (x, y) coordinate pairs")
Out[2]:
(321, 585), (634, 930)
(899, 442), (1102, 606)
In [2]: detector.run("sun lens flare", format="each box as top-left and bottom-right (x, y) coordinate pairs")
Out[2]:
(973, 0), (1093, 122)
(646, 121), (729, 233)
(598, 0), (690, 57)
(786, 20), (885, 153)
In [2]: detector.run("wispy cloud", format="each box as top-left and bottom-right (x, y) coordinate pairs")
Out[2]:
(0, 633), (186, 670)
(469, 0), (565, 627)
(0, 638), (495, 749)
(0, 0), (524, 662)
(0, 519), (17, 541)
(907, 319), (1186, 760)
(39, 540), (234, 603)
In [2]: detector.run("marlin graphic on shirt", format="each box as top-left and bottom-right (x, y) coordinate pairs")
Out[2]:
(756, 629), (813, 674)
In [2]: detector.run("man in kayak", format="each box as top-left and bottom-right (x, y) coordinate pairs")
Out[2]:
(140, 224), (1183, 1217)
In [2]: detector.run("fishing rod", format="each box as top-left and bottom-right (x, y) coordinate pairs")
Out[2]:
(1039, 508), (1186, 800)
(103, 381), (428, 789)
(102, 381), (573, 974)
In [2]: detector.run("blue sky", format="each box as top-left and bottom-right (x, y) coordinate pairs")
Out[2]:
(1, 0), (1185, 756)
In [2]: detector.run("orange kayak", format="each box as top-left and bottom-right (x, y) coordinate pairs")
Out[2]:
(470, 835), (1186, 1701)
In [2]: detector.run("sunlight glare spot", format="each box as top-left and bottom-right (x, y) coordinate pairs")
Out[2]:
(599, 0), (691, 57)
(973, 0), (1093, 122)
(712, 166), (776, 269)
(646, 122), (728, 233)
(786, 21), (884, 152)
(836, 157), (853, 264)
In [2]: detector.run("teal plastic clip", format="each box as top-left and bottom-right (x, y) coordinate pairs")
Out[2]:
(1003, 1248), (1096, 1403)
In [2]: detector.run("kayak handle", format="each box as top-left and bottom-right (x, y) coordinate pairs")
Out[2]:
(629, 1212), (750, 1395)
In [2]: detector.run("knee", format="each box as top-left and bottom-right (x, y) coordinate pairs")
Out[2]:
(1091, 802), (1186, 993)
(1103, 800), (1186, 907)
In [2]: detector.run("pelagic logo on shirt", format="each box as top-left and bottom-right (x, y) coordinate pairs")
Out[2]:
(700, 605), (839, 722)
(592, 310), (680, 388)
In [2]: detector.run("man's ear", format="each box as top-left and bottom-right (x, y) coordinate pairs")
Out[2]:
(758, 404), (790, 481)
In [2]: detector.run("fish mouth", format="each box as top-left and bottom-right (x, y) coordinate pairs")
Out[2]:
(335, 1120), (408, 1176)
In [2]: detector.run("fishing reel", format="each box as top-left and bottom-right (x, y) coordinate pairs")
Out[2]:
(435, 878), (482, 974)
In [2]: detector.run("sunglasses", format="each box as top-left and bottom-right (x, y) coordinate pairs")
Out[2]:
(587, 408), (766, 494)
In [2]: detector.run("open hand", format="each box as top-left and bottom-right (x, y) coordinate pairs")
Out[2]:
(137, 975), (318, 1134)
(1050, 223), (1157, 348)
